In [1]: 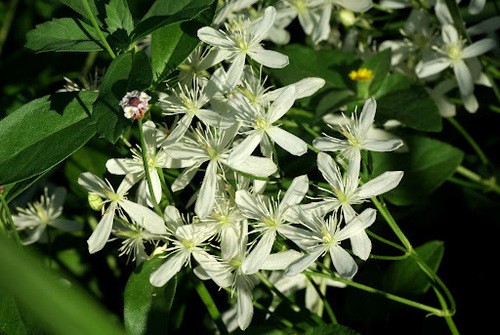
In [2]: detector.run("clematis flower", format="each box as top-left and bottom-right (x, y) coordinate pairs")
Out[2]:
(313, 98), (404, 164)
(149, 206), (220, 287)
(301, 152), (403, 259)
(165, 124), (277, 219)
(197, 6), (289, 88)
(227, 86), (308, 164)
(415, 24), (496, 97)
(12, 187), (82, 245)
(235, 174), (309, 274)
(285, 208), (377, 278)
(106, 121), (169, 206)
(78, 173), (167, 253)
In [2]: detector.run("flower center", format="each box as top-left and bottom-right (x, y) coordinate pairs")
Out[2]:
(446, 44), (462, 61)
(255, 116), (268, 130)
(349, 68), (374, 81)
(321, 227), (335, 246)
(261, 216), (277, 228)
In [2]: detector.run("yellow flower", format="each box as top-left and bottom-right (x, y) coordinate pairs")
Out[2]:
(348, 68), (374, 81)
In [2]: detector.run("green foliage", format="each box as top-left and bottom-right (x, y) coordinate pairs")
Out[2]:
(371, 136), (464, 205)
(0, 234), (124, 335)
(383, 241), (445, 296)
(92, 50), (152, 143)
(25, 18), (104, 53)
(0, 92), (97, 185)
(124, 257), (177, 335)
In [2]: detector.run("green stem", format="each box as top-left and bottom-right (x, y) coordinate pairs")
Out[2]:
(137, 119), (163, 216)
(0, 0), (18, 56)
(311, 267), (448, 317)
(434, 287), (460, 335)
(0, 192), (21, 244)
(195, 280), (228, 335)
(305, 273), (337, 324)
(371, 196), (412, 252)
(446, 117), (489, 165)
(82, 0), (116, 59)
(455, 165), (500, 194)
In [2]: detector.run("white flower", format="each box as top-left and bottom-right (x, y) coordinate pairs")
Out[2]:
(12, 187), (82, 245)
(235, 174), (309, 273)
(313, 98), (404, 163)
(114, 221), (160, 265)
(119, 91), (151, 119)
(194, 221), (300, 330)
(197, 6), (289, 87)
(150, 206), (219, 287)
(301, 152), (403, 259)
(159, 78), (234, 145)
(78, 173), (167, 253)
(228, 86), (308, 164)
(166, 124), (277, 219)
(106, 121), (169, 206)
(285, 208), (377, 278)
(415, 24), (496, 97)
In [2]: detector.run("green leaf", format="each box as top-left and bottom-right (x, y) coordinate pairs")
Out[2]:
(92, 50), (152, 143)
(25, 18), (104, 53)
(131, 0), (215, 42)
(272, 44), (357, 89)
(362, 48), (392, 96)
(382, 241), (445, 296)
(124, 257), (177, 335)
(105, 0), (134, 34)
(0, 291), (27, 335)
(58, 0), (102, 26)
(151, 0), (217, 84)
(304, 324), (361, 335)
(371, 135), (464, 206)
(0, 235), (124, 335)
(375, 73), (442, 132)
(0, 92), (97, 185)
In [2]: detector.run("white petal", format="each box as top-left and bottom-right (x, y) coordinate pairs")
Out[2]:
(313, 137), (350, 152)
(227, 132), (263, 166)
(453, 60), (474, 97)
(261, 250), (303, 270)
(359, 98), (377, 135)
(195, 161), (218, 219)
(78, 172), (108, 197)
(285, 247), (325, 276)
(329, 246), (358, 278)
(242, 230), (276, 274)
(363, 139), (404, 152)
(335, 0), (372, 12)
(415, 58), (451, 78)
(316, 152), (343, 190)
(22, 225), (46, 245)
(336, 208), (377, 241)
(106, 158), (143, 175)
(171, 165), (200, 192)
(235, 190), (267, 219)
(150, 251), (189, 287)
(197, 27), (234, 48)
(248, 48), (289, 68)
(250, 6), (276, 40)
(356, 171), (403, 199)
(281, 174), (309, 209)
(268, 86), (296, 123)
(463, 93), (479, 113)
(163, 205), (183, 232)
(230, 155), (277, 177)
(462, 39), (496, 59)
(236, 281), (254, 330)
(193, 252), (233, 288)
(197, 108), (234, 128)
(350, 231), (372, 261)
(226, 54), (246, 89)
(121, 199), (167, 235)
(442, 24), (458, 44)
(87, 211), (114, 254)
(161, 113), (193, 147)
(469, 0), (486, 15)
(266, 127), (307, 156)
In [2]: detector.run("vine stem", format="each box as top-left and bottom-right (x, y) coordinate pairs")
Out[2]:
(195, 280), (228, 335)
(455, 165), (500, 195)
(446, 117), (489, 165)
(0, 192), (21, 244)
(0, 0), (18, 56)
(137, 119), (163, 217)
(82, 0), (116, 59)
